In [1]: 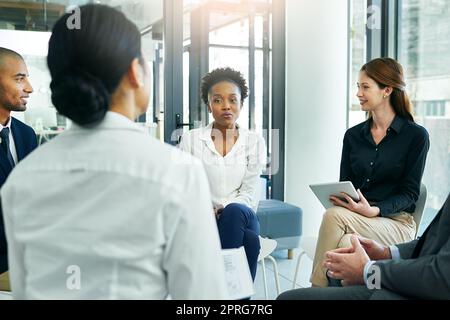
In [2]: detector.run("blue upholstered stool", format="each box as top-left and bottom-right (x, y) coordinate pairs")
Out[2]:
(256, 199), (302, 259)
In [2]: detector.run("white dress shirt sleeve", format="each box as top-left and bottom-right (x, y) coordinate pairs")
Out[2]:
(161, 159), (229, 299)
(223, 134), (267, 211)
(389, 245), (401, 260)
(363, 260), (376, 286)
(364, 246), (399, 286)
(2, 187), (26, 299)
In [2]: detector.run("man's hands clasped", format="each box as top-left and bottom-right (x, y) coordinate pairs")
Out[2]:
(323, 235), (390, 286)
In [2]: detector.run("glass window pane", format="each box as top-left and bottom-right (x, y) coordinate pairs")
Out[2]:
(400, 0), (450, 229)
(255, 15), (264, 48)
(209, 17), (249, 47)
(182, 0), (271, 145)
(183, 51), (190, 125)
(349, 0), (367, 127)
(255, 49), (264, 135)
(0, 1), (66, 32)
(4, 1), (164, 141)
(113, 1), (163, 30)
(0, 1), (164, 32)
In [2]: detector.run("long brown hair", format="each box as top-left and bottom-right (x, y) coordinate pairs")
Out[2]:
(361, 57), (414, 122)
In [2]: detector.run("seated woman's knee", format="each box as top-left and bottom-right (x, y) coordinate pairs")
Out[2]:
(220, 203), (253, 223)
(322, 207), (347, 225)
(222, 203), (248, 215)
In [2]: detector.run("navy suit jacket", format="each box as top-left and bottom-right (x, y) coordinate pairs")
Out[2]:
(0, 117), (37, 273)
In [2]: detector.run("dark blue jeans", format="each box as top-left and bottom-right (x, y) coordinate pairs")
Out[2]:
(216, 203), (261, 281)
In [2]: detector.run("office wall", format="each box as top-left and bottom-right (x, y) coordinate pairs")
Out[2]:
(285, 0), (349, 236)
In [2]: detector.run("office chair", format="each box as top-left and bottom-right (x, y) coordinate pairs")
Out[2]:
(292, 235), (318, 289)
(258, 236), (281, 299)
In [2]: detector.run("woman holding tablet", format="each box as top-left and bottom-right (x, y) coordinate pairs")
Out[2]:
(310, 58), (430, 287)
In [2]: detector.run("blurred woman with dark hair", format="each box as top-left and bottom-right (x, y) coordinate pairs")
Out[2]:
(310, 58), (430, 287)
(1, 4), (228, 299)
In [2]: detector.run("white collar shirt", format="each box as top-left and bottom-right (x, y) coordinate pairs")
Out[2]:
(0, 116), (18, 164)
(179, 122), (267, 212)
(1, 111), (229, 300)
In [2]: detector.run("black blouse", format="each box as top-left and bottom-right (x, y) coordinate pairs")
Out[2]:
(340, 116), (430, 217)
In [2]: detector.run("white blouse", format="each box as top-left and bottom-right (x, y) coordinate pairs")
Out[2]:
(1, 112), (229, 300)
(179, 123), (266, 212)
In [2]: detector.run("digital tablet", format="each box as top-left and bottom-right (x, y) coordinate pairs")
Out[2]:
(309, 181), (360, 209)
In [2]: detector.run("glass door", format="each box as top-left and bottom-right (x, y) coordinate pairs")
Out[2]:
(182, 0), (272, 133)
(181, 0), (274, 195)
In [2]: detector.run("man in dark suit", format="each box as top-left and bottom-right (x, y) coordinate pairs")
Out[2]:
(278, 193), (450, 300)
(0, 47), (37, 290)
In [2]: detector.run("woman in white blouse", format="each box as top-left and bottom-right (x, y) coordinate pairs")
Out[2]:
(179, 67), (266, 280)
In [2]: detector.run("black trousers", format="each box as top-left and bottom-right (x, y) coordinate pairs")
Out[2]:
(277, 286), (409, 300)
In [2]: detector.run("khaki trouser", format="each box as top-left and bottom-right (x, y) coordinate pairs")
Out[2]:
(0, 272), (10, 292)
(310, 206), (416, 287)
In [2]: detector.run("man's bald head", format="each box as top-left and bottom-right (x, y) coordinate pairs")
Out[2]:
(0, 47), (32, 115)
(0, 47), (24, 70)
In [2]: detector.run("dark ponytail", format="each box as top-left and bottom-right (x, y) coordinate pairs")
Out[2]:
(361, 57), (414, 122)
(47, 4), (142, 126)
(390, 87), (414, 121)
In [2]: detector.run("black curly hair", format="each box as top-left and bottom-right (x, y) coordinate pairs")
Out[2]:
(200, 67), (248, 105)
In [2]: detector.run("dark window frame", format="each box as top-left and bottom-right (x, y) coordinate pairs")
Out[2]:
(176, 0), (286, 200)
(366, 0), (400, 60)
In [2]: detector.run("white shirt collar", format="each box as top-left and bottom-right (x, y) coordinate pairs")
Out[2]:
(199, 122), (214, 141)
(0, 116), (13, 130)
(199, 122), (249, 146)
(70, 111), (146, 133)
